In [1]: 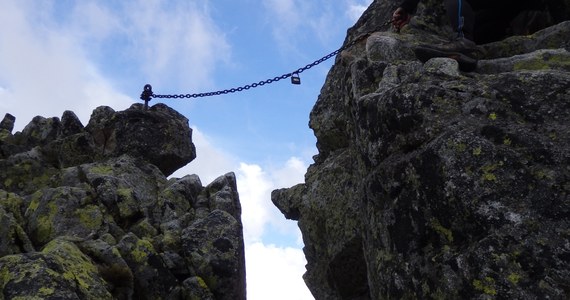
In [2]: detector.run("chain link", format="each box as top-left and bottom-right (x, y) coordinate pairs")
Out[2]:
(145, 20), (393, 100)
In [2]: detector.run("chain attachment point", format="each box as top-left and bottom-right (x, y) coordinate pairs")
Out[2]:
(140, 84), (153, 110)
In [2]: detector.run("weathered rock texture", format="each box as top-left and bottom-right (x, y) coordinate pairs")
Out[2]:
(272, 1), (570, 299)
(0, 103), (246, 299)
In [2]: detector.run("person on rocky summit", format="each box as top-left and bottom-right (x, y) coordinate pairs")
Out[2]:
(391, 0), (556, 71)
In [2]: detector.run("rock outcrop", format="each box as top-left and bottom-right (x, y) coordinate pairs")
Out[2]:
(0, 104), (246, 299)
(272, 1), (569, 299)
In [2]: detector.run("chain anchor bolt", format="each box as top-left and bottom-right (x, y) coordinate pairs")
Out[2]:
(140, 84), (153, 110)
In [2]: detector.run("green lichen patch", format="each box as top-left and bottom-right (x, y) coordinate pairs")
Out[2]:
(116, 187), (133, 199)
(182, 276), (215, 300)
(430, 218), (454, 243)
(116, 187), (140, 218)
(548, 132), (557, 140)
(1, 160), (57, 194)
(482, 172), (497, 182)
(28, 200), (59, 246)
(513, 52), (570, 71)
(131, 238), (156, 264)
(25, 187), (106, 246)
(480, 163), (501, 182)
(455, 142), (467, 152)
(0, 254), (59, 300)
(42, 239), (112, 299)
(38, 286), (55, 296)
(0, 190), (24, 223)
(507, 273), (521, 284)
(473, 146), (482, 156)
(533, 168), (555, 180)
(1, 251), (96, 299)
(196, 276), (208, 289)
(76, 205), (104, 230)
(161, 230), (181, 250)
(0, 129), (12, 142)
(3, 178), (13, 188)
(130, 218), (158, 239)
(0, 256), (15, 289)
(35, 215), (55, 245)
(473, 276), (497, 296)
(26, 191), (42, 213)
(89, 165), (114, 175)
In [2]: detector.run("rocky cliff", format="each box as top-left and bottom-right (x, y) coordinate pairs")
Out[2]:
(272, 1), (570, 299)
(0, 103), (246, 299)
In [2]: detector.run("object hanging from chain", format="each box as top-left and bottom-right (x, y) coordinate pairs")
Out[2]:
(140, 19), (394, 101)
(291, 72), (301, 85)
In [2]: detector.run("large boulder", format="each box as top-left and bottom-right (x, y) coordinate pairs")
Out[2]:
(85, 103), (196, 177)
(272, 1), (570, 299)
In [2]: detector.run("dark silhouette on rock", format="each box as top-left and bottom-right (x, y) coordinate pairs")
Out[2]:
(0, 104), (245, 300)
(272, 0), (569, 299)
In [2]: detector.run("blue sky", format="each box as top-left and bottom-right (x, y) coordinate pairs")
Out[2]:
(0, 0), (372, 299)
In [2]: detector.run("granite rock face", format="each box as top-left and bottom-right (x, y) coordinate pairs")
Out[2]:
(272, 1), (570, 299)
(0, 104), (245, 299)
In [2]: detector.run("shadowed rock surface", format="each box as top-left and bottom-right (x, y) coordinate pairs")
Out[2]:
(272, 1), (569, 299)
(0, 103), (245, 299)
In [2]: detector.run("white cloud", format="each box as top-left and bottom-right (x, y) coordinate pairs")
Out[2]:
(69, 1), (123, 42)
(271, 156), (307, 187)
(236, 160), (312, 298)
(346, 0), (373, 22)
(246, 242), (313, 300)
(237, 162), (274, 242)
(171, 126), (237, 184)
(263, 0), (301, 25)
(237, 156), (309, 243)
(120, 0), (231, 91)
(308, 8), (337, 45)
(262, 0), (303, 53)
(0, 0), (132, 131)
(262, 0), (342, 52)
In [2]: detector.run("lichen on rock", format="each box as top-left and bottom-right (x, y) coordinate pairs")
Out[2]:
(272, 1), (570, 299)
(0, 103), (245, 299)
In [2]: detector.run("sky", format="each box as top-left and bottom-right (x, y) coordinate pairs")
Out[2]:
(0, 0), (372, 299)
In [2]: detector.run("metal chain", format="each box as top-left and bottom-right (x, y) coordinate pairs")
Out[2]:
(142, 20), (393, 102)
